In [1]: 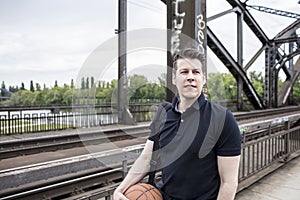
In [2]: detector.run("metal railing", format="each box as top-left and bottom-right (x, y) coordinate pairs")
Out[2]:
(0, 103), (158, 135)
(0, 99), (257, 135)
(238, 115), (300, 190)
(69, 114), (300, 199)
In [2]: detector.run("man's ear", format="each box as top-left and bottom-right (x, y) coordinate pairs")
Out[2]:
(202, 73), (206, 85)
(172, 73), (176, 85)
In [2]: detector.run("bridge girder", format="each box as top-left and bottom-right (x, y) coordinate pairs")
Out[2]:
(161, 0), (299, 109)
(275, 20), (300, 106)
(208, 0), (300, 108)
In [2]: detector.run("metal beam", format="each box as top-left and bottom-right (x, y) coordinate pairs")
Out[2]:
(117, 0), (135, 125)
(226, 0), (270, 45)
(279, 56), (300, 106)
(274, 19), (300, 40)
(264, 44), (278, 108)
(244, 45), (266, 71)
(237, 8), (244, 110)
(207, 26), (265, 109)
(273, 37), (300, 44)
(166, 0), (175, 102)
(247, 5), (300, 19)
(207, 8), (237, 22)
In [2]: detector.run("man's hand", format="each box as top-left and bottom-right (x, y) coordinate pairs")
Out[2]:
(113, 187), (129, 200)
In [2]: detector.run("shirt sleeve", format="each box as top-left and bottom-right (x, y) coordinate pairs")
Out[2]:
(216, 110), (242, 156)
(148, 120), (158, 141)
(147, 102), (172, 142)
(147, 106), (164, 142)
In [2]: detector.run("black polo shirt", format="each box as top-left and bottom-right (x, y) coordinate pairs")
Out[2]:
(148, 93), (241, 200)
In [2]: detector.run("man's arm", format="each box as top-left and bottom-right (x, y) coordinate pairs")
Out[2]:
(217, 155), (240, 200)
(113, 139), (154, 200)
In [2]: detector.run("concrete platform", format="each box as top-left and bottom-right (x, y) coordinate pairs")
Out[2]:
(236, 155), (300, 200)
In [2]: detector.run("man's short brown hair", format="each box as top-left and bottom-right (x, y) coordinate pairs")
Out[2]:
(173, 48), (205, 72)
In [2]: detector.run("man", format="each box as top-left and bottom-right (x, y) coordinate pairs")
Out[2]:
(114, 48), (241, 200)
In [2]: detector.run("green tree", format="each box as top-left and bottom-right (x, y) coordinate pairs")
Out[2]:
(62, 89), (74, 105)
(36, 83), (41, 91)
(1, 81), (5, 89)
(91, 77), (95, 88)
(128, 74), (148, 100)
(44, 88), (63, 105)
(86, 77), (90, 89)
(9, 90), (35, 106)
(139, 83), (165, 102)
(127, 74), (166, 102)
(32, 91), (44, 105)
(70, 79), (74, 89)
(207, 73), (226, 100)
(248, 71), (264, 97)
(6, 73), (168, 106)
(30, 80), (35, 92)
(95, 79), (118, 103)
(81, 77), (85, 89)
(20, 82), (25, 90)
(9, 85), (19, 93)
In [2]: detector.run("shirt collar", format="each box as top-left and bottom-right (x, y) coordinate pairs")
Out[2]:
(172, 92), (206, 112)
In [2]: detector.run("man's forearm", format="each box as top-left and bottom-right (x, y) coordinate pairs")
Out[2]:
(116, 155), (151, 192)
(217, 182), (238, 200)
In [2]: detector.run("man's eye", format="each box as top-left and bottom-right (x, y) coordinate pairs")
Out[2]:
(180, 71), (188, 74)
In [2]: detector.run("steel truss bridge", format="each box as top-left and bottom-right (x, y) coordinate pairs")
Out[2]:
(220, 0), (300, 110)
(115, 0), (300, 123)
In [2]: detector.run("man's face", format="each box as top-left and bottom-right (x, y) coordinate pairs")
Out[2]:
(172, 58), (206, 101)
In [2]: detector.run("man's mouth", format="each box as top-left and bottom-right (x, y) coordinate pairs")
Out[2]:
(184, 85), (197, 88)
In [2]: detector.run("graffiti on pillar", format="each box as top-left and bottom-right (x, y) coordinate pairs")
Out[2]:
(171, 0), (206, 55)
(196, 14), (205, 54)
(171, 0), (185, 54)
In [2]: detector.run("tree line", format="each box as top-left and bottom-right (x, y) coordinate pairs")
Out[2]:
(0, 74), (166, 106)
(1, 71), (300, 107)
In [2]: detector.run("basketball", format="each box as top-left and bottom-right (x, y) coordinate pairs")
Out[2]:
(124, 183), (163, 200)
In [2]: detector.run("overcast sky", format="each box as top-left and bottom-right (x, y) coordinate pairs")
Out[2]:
(0, 0), (299, 89)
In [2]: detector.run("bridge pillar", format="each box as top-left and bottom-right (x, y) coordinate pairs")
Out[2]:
(237, 9), (244, 111)
(287, 42), (295, 105)
(117, 0), (135, 125)
(264, 44), (278, 108)
(166, 0), (207, 102)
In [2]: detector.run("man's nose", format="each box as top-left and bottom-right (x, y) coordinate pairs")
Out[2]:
(187, 71), (195, 81)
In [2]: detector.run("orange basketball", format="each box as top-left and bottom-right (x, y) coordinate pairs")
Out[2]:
(124, 183), (163, 200)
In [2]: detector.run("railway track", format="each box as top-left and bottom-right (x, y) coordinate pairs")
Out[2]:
(234, 105), (300, 121)
(1, 106), (300, 160)
(0, 124), (149, 160)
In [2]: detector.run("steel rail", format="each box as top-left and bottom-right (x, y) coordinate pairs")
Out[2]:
(0, 125), (149, 159)
(0, 145), (144, 198)
(234, 106), (300, 121)
(0, 166), (125, 200)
